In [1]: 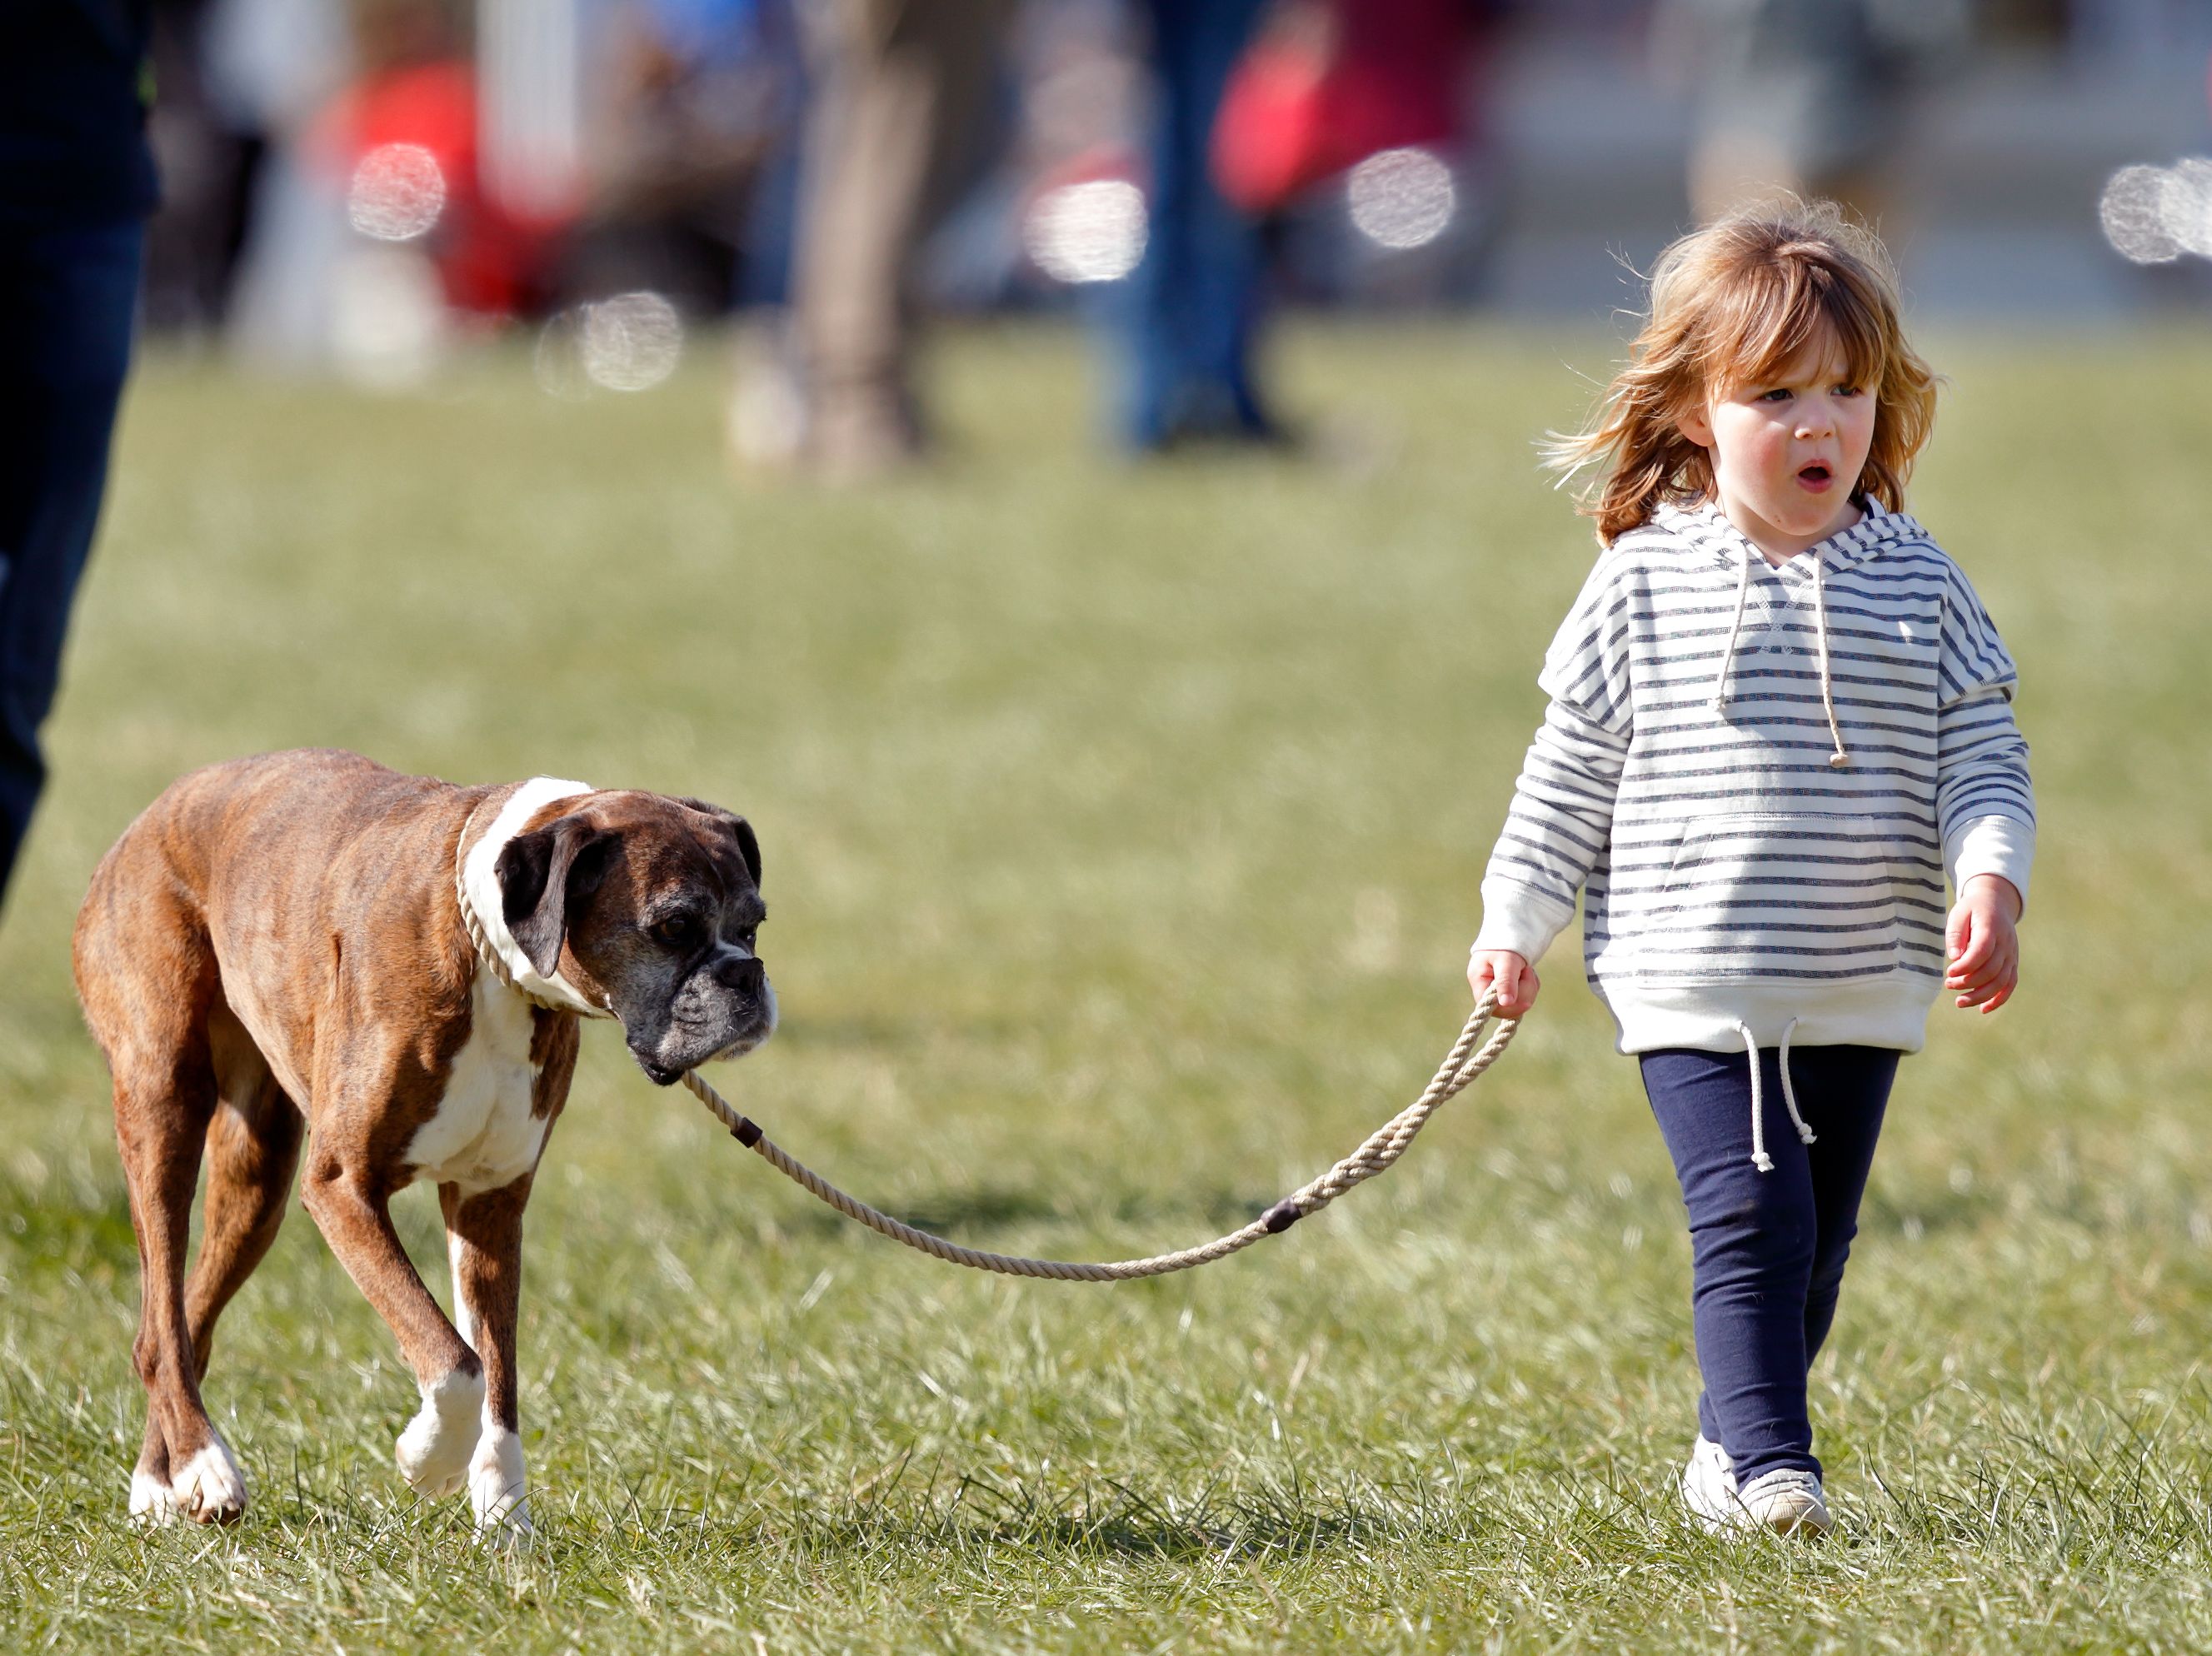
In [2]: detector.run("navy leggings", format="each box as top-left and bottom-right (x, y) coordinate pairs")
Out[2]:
(1639, 1043), (1899, 1486)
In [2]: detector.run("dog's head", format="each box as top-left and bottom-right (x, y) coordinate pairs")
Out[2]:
(494, 791), (776, 1085)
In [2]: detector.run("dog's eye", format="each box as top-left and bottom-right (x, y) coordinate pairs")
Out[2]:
(651, 916), (697, 948)
(737, 926), (758, 950)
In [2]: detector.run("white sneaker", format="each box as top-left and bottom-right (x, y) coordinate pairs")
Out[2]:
(1683, 1439), (1833, 1537)
(1735, 1468), (1833, 1537)
(1680, 1434), (1739, 1531)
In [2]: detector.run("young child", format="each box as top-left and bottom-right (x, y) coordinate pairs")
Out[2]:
(1468, 200), (2034, 1538)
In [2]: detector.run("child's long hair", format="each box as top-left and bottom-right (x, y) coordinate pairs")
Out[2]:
(1549, 198), (1939, 545)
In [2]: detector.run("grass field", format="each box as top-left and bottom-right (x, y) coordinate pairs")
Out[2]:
(2, 322), (2210, 1652)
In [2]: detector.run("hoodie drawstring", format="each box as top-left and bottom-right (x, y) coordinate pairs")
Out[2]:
(1740, 1018), (1815, 1174)
(1709, 541), (1753, 713)
(1811, 551), (1850, 768)
(1743, 1021), (1770, 1171)
(1708, 540), (1853, 769)
(1778, 1019), (1815, 1149)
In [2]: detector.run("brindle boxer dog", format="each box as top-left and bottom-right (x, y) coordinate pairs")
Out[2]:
(73, 749), (776, 1539)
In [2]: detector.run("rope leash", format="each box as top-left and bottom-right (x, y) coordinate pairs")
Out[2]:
(457, 807), (1520, 1280)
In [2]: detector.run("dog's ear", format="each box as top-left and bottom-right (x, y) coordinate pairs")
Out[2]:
(496, 814), (616, 978)
(675, 797), (761, 888)
(728, 816), (761, 888)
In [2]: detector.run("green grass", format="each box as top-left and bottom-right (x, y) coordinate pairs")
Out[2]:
(2, 322), (2210, 1652)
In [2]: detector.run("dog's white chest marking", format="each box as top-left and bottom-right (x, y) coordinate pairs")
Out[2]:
(407, 975), (547, 1193)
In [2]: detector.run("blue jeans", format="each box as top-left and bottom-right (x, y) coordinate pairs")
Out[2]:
(1640, 1042), (1899, 1486)
(0, 217), (142, 900)
(1116, 0), (1272, 448)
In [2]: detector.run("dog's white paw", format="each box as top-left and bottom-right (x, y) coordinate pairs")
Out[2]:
(169, 1436), (248, 1524)
(395, 1369), (485, 1498)
(468, 1425), (531, 1545)
(128, 1466), (181, 1524)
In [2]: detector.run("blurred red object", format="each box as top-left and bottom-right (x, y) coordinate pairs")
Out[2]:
(1211, 0), (1471, 215)
(315, 60), (569, 317)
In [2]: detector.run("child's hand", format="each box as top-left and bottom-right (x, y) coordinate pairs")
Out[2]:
(1470, 950), (1539, 1017)
(1945, 874), (2022, 1013)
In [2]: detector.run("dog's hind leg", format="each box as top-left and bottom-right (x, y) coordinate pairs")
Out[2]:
(78, 852), (248, 1524)
(182, 1002), (305, 1382)
(108, 1016), (245, 1524)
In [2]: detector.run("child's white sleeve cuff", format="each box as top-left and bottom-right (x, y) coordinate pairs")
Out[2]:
(1471, 878), (1576, 964)
(1945, 814), (2035, 912)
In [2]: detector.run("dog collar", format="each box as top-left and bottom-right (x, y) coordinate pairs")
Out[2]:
(459, 776), (607, 1017)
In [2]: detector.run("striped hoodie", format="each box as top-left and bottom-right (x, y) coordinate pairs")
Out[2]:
(1474, 500), (2035, 1055)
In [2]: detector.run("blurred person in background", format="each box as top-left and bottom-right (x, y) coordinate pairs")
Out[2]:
(1197, 0), (1493, 402)
(773, 0), (1015, 480)
(1111, 0), (1490, 453)
(220, 0), (547, 373)
(211, 0), (354, 365)
(1656, 0), (1970, 227)
(142, 0), (268, 334)
(319, 0), (553, 320)
(566, 0), (800, 316)
(0, 1), (157, 909)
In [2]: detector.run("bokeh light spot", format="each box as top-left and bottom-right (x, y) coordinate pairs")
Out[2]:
(348, 143), (447, 243)
(1024, 179), (1148, 284)
(2100, 164), (2180, 264)
(580, 292), (685, 393)
(537, 295), (687, 398)
(2160, 157), (2212, 259)
(532, 310), (592, 401)
(1347, 147), (1456, 252)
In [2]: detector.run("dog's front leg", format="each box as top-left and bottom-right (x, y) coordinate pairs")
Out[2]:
(299, 1149), (484, 1499)
(442, 1177), (532, 1542)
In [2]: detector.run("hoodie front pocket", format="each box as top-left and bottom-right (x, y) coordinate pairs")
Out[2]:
(1633, 811), (1907, 978)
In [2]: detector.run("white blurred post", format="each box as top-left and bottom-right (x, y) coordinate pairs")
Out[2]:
(478, 0), (582, 221)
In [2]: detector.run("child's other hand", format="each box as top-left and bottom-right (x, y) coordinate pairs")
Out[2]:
(1945, 874), (2022, 1013)
(1470, 950), (1539, 1017)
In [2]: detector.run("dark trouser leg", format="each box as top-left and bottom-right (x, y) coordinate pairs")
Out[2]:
(1640, 1043), (1896, 1487)
(1120, 0), (1271, 448)
(0, 219), (144, 901)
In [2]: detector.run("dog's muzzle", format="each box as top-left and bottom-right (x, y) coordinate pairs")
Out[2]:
(633, 963), (776, 1085)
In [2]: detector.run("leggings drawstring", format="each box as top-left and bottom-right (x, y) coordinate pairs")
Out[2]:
(1739, 1019), (1815, 1174)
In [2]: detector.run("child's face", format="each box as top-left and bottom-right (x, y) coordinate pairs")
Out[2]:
(1677, 333), (1879, 558)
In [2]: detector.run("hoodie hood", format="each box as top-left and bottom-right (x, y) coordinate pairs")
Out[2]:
(1651, 497), (1931, 575)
